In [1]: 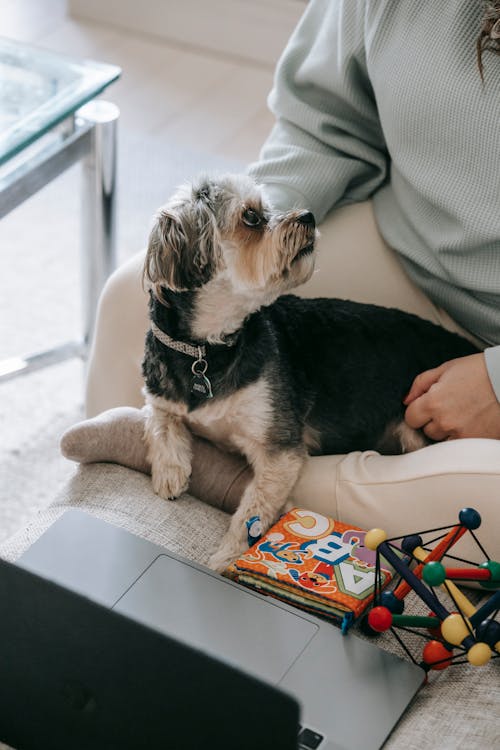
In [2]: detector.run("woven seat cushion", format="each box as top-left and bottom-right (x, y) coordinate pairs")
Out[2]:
(1, 463), (498, 750)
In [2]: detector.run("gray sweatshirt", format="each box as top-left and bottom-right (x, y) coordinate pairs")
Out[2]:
(248, 0), (500, 399)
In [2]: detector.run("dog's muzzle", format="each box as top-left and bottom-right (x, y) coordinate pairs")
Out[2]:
(292, 211), (316, 262)
(293, 243), (315, 262)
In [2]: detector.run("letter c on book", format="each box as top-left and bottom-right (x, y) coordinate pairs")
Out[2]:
(285, 509), (335, 539)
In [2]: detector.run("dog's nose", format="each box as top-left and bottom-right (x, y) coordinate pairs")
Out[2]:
(297, 211), (315, 228)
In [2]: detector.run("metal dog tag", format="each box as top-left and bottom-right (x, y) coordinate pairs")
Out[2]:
(191, 358), (213, 399)
(191, 373), (213, 399)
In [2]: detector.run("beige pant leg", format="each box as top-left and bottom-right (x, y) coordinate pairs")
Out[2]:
(292, 442), (500, 564)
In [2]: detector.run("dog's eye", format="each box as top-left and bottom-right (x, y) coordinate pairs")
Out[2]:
(242, 208), (262, 228)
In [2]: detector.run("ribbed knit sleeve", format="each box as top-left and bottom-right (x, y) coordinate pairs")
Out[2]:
(248, 0), (500, 347)
(247, 0), (388, 222)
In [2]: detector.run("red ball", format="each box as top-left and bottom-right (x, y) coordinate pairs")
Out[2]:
(422, 641), (453, 670)
(368, 606), (393, 633)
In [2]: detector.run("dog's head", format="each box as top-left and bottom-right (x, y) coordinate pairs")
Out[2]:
(143, 174), (317, 299)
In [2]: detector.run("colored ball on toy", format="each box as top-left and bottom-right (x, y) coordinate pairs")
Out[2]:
(401, 534), (423, 554)
(467, 642), (491, 667)
(426, 611), (442, 639)
(368, 606), (393, 632)
(423, 561), (446, 587)
(422, 640), (453, 670)
(364, 528), (387, 550)
(479, 560), (500, 589)
(380, 591), (404, 614)
(458, 507), (481, 530)
(441, 614), (471, 646)
(475, 620), (500, 648)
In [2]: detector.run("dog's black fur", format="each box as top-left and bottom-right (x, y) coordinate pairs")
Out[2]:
(143, 289), (478, 456)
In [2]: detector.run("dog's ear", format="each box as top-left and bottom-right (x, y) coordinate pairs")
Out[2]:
(143, 210), (190, 294)
(143, 207), (216, 295)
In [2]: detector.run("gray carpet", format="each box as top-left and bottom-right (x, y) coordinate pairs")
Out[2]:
(0, 128), (242, 545)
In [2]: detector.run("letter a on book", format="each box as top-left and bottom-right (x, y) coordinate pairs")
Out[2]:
(336, 561), (375, 597)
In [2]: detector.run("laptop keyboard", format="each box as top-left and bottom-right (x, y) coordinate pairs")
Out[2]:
(298, 726), (324, 749)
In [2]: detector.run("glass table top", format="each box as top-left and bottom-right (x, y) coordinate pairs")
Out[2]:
(0, 37), (120, 166)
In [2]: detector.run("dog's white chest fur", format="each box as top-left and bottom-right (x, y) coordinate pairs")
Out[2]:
(188, 379), (272, 454)
(148, 379), (272, 455)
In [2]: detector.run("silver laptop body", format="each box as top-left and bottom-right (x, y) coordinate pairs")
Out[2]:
(17, 510), (424, 749)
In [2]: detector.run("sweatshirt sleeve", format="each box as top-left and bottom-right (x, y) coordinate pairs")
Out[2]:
(484, 346), (500, 403)
(247, 0), (389, 222)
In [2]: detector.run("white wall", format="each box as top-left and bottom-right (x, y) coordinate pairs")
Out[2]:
(68, 0), (305, 67)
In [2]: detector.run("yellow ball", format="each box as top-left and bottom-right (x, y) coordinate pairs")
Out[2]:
(441, 614), (470, 646)
(467, 643), (492, 667)
(364, 528), (387, 550)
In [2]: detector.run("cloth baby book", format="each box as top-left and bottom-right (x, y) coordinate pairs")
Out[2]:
(224, 508), (393, 632)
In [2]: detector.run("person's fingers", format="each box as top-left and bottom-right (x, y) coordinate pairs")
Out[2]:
(421, 420), (449, 442)
(403, 366), (443, 405)
(404, 393), (435, 429)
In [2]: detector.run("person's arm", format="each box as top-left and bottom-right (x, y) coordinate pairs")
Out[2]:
(247, 0), (388, 220)
(403, 349), (500, 441)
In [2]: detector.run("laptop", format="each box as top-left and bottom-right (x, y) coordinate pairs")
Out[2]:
(0, 510), (424, 749)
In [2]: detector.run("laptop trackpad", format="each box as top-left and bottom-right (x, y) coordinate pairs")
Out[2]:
(113, 554), (318, 683)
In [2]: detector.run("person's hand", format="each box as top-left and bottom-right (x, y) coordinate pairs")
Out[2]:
(403, 353), (500, 441)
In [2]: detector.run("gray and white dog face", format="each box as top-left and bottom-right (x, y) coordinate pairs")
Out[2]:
(144, 173), (317, 302)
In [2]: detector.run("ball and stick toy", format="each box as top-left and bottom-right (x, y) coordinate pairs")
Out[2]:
(362, 508), (500, 673)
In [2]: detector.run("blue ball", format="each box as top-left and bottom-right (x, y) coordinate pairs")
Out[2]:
(380, 591), (404, 614)
(401, 535), (423, 554)
(459, 508), (481, 530)
(475, 619), (500, 648)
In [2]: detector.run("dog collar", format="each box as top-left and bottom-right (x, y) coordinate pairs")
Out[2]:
(150, 322), (237, 400)
(151, 321), (207, 359)
(150, 321), (238, 356)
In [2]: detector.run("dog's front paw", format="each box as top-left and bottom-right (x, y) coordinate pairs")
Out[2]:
(151, 464), (190, 500)
(208, 547), (245, 574)
(208, 531), (248, 573)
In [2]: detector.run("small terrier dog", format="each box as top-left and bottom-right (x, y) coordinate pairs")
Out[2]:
(142, 174), (478, 571)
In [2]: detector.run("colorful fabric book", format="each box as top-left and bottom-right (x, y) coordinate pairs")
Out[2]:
(224, 508), (393, 632)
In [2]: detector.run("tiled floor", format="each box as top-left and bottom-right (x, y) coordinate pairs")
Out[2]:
(0, 0), (302, 162)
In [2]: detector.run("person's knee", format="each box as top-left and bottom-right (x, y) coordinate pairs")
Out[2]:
(99, 250), (147, 315)
(85, 250), (149, 416)
(297, 201), (383, 300)
(92, 251), (149, 347)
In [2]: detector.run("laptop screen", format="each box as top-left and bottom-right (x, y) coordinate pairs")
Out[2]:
(0, 558), (300, 750)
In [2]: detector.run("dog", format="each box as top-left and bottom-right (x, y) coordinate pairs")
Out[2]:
(141, 173), (478, 572)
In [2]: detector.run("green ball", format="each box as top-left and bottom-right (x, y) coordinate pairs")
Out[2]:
(479, 560), (500, 589)
(423, 561), (446, 587)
